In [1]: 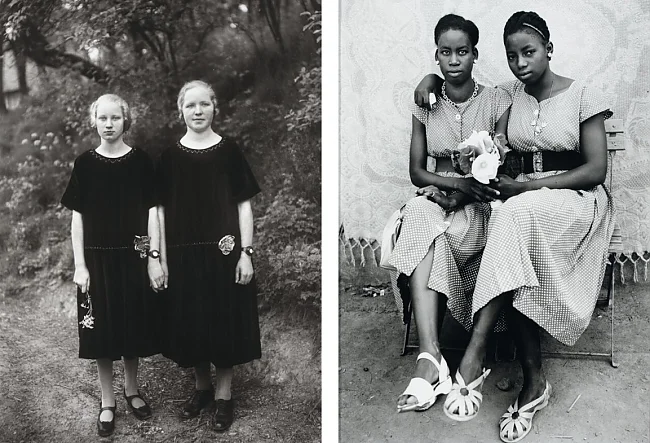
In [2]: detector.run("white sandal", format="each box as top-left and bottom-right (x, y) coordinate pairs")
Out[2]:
(397, 352), (452, 413)
(499, 382), (552, 442)
(443, 368), (491, 421)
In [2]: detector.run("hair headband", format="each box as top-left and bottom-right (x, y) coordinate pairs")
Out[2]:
(522, 23), (546, 39)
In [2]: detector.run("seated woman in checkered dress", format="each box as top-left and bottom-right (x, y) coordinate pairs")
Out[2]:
(391, 13), (511, 414)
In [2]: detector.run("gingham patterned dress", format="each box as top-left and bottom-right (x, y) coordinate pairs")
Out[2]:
(389, 86), (511, 331)
(472, 80), (614, 346)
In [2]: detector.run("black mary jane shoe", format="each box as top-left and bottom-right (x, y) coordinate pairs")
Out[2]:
(97, 403), (116, 437)
(123, 390), (152, 420)
(213, 399), (234, 432)
(181, 388), (214, 419)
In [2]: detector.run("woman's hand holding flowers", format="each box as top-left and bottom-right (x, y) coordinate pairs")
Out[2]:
(74, 265), (90, 293)
(490, 174), (527, 199)
(455, 177), (500, 202)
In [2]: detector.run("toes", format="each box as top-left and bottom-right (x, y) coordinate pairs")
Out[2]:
(397, 395), (417, 407)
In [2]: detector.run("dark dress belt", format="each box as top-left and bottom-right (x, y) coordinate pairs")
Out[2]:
(511, 150), (583, 174)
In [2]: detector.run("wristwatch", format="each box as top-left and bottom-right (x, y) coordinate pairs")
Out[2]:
(148, 249), (161, 259)
(241, 246), (254, 256)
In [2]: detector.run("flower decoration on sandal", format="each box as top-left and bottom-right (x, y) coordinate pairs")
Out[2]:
(134, 235), (151, 259)
(499, 382), (552, 442)
(443, 368), (491, 421)
(218, 235), (235, 255)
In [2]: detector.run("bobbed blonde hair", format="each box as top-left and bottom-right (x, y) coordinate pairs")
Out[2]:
(89, 94), (132, 132)
(176, 80), (218, 120)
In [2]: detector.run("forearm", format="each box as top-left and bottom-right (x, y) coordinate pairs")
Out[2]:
(410, 168), (463, 192)
(70, 211), (86, 268)
(237, 200), (254, 248)
(147, 207), (161, 269)
(521, 163), (606, 192)
(157, 205), (167, 263)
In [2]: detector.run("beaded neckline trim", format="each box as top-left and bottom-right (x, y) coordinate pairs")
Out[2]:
(177, 137), (224, 153)
(90, 148), (135, 163)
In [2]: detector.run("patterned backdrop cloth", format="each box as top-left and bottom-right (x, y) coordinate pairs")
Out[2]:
(340, 0), (650, 284)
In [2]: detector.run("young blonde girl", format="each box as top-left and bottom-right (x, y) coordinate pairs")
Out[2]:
(157, 80), (261, 432)
(61, 94), (165, 437)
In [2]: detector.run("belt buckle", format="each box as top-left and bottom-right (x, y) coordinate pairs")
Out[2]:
(532, 151), (543, 173)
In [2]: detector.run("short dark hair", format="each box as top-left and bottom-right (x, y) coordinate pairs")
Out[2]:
(434, 14), (479, 48)
(503, 11), (550, 44)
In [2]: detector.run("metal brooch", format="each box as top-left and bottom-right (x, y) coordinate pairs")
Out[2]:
(218, 235), (236, 255)
(134, 235), (151, 259)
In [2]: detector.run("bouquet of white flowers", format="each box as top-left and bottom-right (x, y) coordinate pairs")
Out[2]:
(451, 130), (509, 184)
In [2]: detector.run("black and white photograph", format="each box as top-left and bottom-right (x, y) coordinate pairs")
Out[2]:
(340, 1), (650, 442)
(0, 1), (321, 441)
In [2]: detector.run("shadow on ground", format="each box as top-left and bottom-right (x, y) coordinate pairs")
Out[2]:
(340, 251), (650, 443)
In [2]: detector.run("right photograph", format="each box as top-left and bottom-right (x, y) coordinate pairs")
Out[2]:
(339, 2), (650, 442)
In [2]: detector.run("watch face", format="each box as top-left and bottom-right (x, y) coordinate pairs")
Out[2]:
(243, 246), (254, 256)
(149, 250), (160, 259)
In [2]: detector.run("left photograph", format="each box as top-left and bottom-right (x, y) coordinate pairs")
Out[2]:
(0, 1), (321, 442)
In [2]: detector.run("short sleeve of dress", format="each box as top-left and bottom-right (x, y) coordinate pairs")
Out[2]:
(493, 86), (513, 120)
(154, 151), (170, 206)
(496, 80), (520, 99)
(139, 150), (158, 209)
(579, 85), (613, 123)
(61, 160), (83, 212)
(409, 101), (429, 126)
(229, 142), (261, 203)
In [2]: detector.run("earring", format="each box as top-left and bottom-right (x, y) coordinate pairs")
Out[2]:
(547, 53), (552, 60)
(435, 60), (440, 65)
(473, 60), (477, 64)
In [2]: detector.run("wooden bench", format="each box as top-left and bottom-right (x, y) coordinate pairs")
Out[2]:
(401, 119), (625, 368)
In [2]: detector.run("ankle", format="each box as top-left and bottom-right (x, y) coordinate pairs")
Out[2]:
(419, 343), (442, 359)
(214, 389), (232, 401)
(101, 395), (116, 407)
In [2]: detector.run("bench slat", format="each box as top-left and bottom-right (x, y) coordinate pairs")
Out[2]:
(605, 119), (624, 133)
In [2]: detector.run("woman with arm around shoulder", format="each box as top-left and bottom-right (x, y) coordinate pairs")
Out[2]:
(62, 94), (165, 437)
(416, 11), (613, 442)
(391, 14), (509, 414)
(156, 80), (261, 432)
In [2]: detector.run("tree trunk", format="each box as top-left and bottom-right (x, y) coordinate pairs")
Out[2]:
(260, 0), (285, 54)
(0, 52), (8, 114)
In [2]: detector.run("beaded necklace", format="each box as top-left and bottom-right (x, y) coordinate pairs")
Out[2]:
(441, 79), (479, 141)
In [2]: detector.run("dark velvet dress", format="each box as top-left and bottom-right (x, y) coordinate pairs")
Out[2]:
(61, 148), (161, 360)
(157, 137), (261, 368)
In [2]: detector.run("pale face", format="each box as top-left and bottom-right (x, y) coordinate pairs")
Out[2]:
(95, 100), (125, 141)
(181, 86), (214, 133)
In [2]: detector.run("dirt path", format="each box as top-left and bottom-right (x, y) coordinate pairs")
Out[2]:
(0, 283), (320, 443)
(339, 258), (650, 442)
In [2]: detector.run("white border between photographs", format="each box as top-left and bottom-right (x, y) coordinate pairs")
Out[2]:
(322, 0), (340, 440)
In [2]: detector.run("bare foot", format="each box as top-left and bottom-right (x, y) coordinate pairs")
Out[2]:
(457, 353), (484, 386)
(397, 348), (442, 409)
(516, 373), (547, 408)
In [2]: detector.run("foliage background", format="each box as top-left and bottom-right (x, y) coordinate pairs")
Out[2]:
(0, 0), (321, 431)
